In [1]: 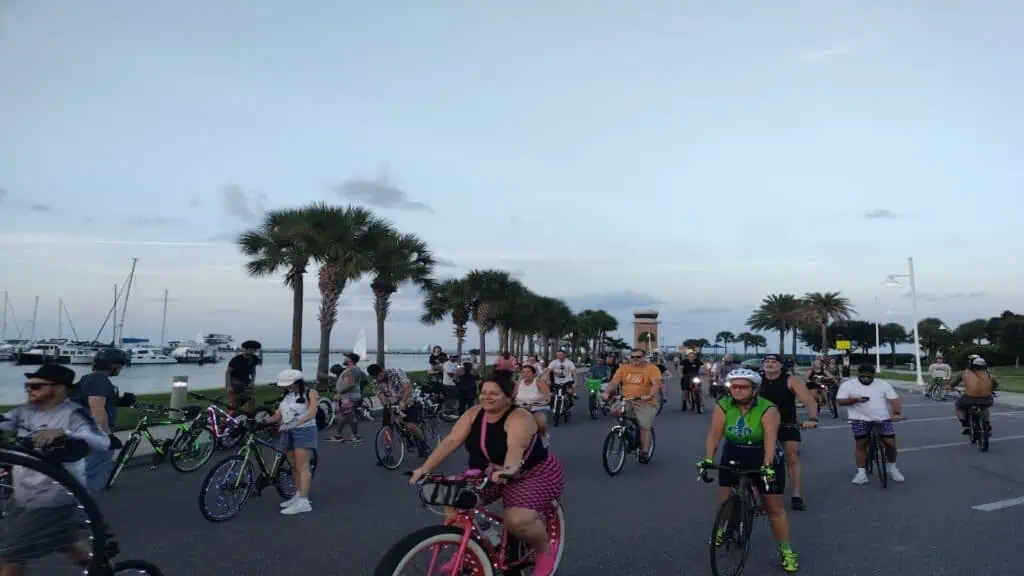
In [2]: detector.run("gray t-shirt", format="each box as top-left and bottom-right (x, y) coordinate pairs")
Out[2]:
(2, 400), (107, 508)
(336, 367), (363, 401)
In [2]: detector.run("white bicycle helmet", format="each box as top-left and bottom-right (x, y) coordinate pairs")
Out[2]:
(971, 356), (987, 368)
(725, 368), (762, 388)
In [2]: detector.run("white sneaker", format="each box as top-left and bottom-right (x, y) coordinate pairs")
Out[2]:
(887, 465), (905, 482)
(852, 471), (868, 485)
(281, 498), (312, 515)
(280, 495), (300, 508)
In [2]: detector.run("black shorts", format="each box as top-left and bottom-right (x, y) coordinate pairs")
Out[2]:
(956, 395), (994, 411)
(805, 381), (822, 390)
(718, 443), (785, 495)
(383, 404), (421, 426)
(778, 423), (801, 443)
(680, 376), (699, 390)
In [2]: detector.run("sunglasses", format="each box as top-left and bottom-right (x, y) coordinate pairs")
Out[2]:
(24, 382), (52, 391)
(729, 384), (752, 391)
(631, 355), (643, 360)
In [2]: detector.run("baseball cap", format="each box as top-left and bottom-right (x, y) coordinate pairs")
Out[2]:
(276, 369), (303, 387)
(25, 364), (77, 387)
(762, 354), (782, 362)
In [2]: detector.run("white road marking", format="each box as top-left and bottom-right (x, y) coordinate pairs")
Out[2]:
(816, 412), (1024, 430)
(972, 496), (1024, 512)
(900, 434), (1024, 453)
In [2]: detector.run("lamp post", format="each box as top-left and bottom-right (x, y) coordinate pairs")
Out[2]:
(885, 257), (924, 386)
(874, 297), (882, 375)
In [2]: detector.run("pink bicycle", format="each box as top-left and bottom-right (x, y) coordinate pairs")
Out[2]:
(187, 392), (250, 450)
(374, 469), (565, 575)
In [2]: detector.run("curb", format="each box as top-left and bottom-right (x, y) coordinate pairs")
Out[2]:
(889, 381), (1024, 411)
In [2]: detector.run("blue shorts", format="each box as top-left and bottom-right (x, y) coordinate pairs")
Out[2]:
(279, 426), (318, 451)
(851, 420), (895, 440)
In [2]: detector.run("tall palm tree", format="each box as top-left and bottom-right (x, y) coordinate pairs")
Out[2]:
(237, 208), (320, 370)
(369, 231), (437, 369)
(715, 331), (736, 354)
(735, 331), (755, 356)
(638, 331), (656, 354)
(311, 204), (393, 378)
(801, 291), (856, 355)
(746, 293), (802, 356)
(535, 296), (573, 360)
(464, 269), (516, 369)
(421, 278), (473, 357)
(749, 334), (767, 355)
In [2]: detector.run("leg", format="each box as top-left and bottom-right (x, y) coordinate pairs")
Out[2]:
(881, 429), (904, 481)
(226, 387), (238, 416)
(533, 411), (548, 437)
(783, 440), (802, 501)
(504, 507), (550, 554)
(882, 437), (898, 463)
(762, 495), (791, 545)
(854, 438), (869, 468)
(293, 448), (312, 498)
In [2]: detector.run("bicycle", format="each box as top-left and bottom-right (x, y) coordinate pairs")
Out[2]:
(684, 376), (704, 413)
(374, 407), (425, 470)
(0, 414), (166, 574)
(698, 461), (772, 576)
(374, 468), (565, 576)
(821, 383), (839, 418)
(185, 391), (249, 450)
(925, 377), (949, 401)
(585, 378), (610, 420)
(414, 388), (443, 445)
(197, 418), (319, 522)
(967, 400), (992, 452)
(105, 403), (215, 490)
(550, 382), (574, 427)
(601, 396), (656, 476)
(862, 420), (891, 489)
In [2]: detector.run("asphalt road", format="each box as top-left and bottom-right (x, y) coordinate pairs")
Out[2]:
(97, 369), (1024, 575)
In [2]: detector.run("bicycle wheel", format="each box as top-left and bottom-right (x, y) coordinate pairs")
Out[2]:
(981, 410), (990, 452)
(113, 559), (165, 575)
(505, 501), (566, 576)
(316, 398), (335, 431)
(552, 395), (563, 428)
(875, 434), (888, 489)
(198, 454), (255, 522)
(709, 494), (752, 576)
(0, 448), (111, 574)
(169, 426), (216, 473)
(827, 390), (839, 418)
(641, 427), (656, 462)
(373, 526), (494, 576)
(105, 434), (140, 490)
(589, 393), (599, 420)
(274, 448), (319, 499)
(602, 428), (627, 476)
(375, 425), (405, 470)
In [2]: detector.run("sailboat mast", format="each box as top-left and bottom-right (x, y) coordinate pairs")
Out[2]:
(1, 291), (7, 341)
(29, 296), (39, 341)
(58, 298), (63, 339)
(116, 258), (138, 348)
(112, 284), (118, 346)
(160, 289), (168, 346)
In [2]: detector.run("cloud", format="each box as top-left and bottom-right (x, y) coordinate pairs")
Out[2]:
(124, 216), (185, 227)
(863, 208), (900, 220)
(0, 190), (54, 212)
(435, 257), (457, 268)
(801, 45), (854, 63)
(222, 185), (267, 222)
(0, 233), (218, 247)
(206, 232), (239, 243)
(567, 290), (663, 311)
(333, 175), (433, 212)
(677, 305), (734, 317)
(27, 203), (54, 212)
(189, 197), (200, 208)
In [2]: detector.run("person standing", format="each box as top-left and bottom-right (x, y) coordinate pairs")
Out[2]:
(265, 369), (319, 515)
(75, 347), (129, 493)
(328, 353), (363, 443)
(455, 361), (479, 415)
(226, 340), (261, 417)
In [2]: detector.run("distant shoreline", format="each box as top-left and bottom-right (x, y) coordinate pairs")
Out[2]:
(258, 350), (431, 355)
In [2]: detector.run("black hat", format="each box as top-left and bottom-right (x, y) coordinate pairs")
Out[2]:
(241, 340), (262, 351)
(25, 364), (76, 387)
(762, 354), (782, 362)
(858, 364), (876, 375)
(344, 352), (360, 364)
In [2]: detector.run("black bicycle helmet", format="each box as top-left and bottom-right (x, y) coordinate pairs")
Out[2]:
(93, 347), (129, 368)
(240, 340), (262, 351)
(330, 363), (344, 376)
(857, 364), (876, 375)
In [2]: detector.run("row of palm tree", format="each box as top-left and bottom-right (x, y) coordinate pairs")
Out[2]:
(679, 333), (769, 356)
(237, 202), (621, 378)
(745, 291), (857, 359)
(420, 272), (619, 368)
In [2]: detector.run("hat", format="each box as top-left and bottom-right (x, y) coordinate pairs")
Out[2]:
(276, 369), (303, 387)
(762, 354), (782, 362)
(25, 364), (76, 387)
(344, 352), (360, 364)
(241, 340), (262, 351)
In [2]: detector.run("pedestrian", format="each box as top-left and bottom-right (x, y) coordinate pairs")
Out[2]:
(328, 353), (363, 443)
(455, 361), (478, 415)
(74, 347), (129, 492)
(265, 369), (318, 515)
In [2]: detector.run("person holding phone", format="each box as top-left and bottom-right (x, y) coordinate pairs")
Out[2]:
(836, 364), (905, 485)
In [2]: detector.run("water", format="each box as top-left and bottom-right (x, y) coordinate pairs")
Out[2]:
(0, 352), (431, 405)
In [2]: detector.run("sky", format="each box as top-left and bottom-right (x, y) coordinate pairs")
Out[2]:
(2, 1), (1022, 352)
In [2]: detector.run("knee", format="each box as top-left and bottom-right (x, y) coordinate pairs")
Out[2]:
(503, 508), (538, 533)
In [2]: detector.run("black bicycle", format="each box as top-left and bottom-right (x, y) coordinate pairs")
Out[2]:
(0, 415), (165, 574)
(967, 400), (993, 452)
(601, 396), (656, 476)
(925, 377), (949, 401)
(550, 383), (574, 427)
(699, 461), (771, 576)
(374, 407), (429, 471)
(862, 420), (891, 488)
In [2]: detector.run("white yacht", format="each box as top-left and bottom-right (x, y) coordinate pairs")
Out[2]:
(171, 340), (218, 363)
(16, 341), (63, 365)
(63, 346), (97, 365)
(130, 347), (177, 365)
(203, 333), (237, 354)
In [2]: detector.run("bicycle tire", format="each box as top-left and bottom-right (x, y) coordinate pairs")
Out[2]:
(589, 393), (599, 420)
(105, 434), (140, 490)
(198, 454), (255, 522)
(169, 426), (216, 473)
(640, 427), (656, 463)
(827, 391), (839, 419)
(373, 525), (494, 576)
(875, 434), (888, 489)
(316, 398), (335, 431)
(0, 448), (112, 573)
(375, 425), (405, 470)
(504, 501), (565, 576)
(552, 395), (562, 428)
(112, 559), (165, 575)
(274, 448), (319, 499)
(709, 494), (752, 576)
(602, 428), (627, 476)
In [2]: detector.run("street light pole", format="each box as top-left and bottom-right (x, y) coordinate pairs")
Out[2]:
(874, 297), (882, 375)
(907, 257), (924, 386)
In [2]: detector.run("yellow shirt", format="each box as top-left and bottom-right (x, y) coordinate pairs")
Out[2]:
(612, 363), (662, 403)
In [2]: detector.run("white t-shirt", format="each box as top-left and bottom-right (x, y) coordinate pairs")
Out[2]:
(837, 379), (899, 422)
(549, 359), (576, 384)
(929, 363), (951, 379)
(279, 391), (317, 428)
(443, 361), (459, 387)
(516, 379), (544, 404)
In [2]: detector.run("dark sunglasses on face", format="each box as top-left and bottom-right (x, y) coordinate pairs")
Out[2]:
(25, 382), (52, 391)
(631, 355), (643, 360)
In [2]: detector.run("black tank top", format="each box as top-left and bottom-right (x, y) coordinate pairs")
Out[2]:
(465, 407), (548, 472)
(759, 372), (797, 423)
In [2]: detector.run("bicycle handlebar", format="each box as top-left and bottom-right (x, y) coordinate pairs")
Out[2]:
(132, 403), (167, 413)
(698, 462), (772, 490)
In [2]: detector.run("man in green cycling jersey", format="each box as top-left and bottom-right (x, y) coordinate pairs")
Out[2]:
(699, 368), (799, 573)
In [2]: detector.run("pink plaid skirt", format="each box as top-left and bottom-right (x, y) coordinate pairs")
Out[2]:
(479, 455), (564, 512)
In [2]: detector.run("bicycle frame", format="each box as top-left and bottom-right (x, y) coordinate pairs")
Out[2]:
(233, 430), (288, 488)
(205, 402), (243, 441)
(127, 414), (189, 455)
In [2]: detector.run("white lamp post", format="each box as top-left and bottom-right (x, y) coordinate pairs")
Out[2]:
(885, 257), (924, 386)
(874, 297), (882, 375)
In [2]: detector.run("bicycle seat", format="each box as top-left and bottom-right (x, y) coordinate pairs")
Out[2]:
(181, 405), (203, 420)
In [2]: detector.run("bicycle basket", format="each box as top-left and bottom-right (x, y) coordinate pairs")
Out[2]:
(419, 482), (480, 510)
(585, 378), (603, 394)
(182, 405), (203, 420)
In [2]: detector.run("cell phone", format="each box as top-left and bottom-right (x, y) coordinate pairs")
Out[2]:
(860, 396), (871, 402)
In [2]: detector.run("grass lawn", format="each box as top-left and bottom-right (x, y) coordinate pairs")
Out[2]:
(880, 366), (1024, 394)
(2, 369), (430, 431)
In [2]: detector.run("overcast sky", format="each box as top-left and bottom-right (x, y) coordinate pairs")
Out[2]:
(1, 2), (1021, 350)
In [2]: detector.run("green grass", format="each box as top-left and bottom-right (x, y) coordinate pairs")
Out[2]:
(2, 369), (430, 431)
(880, 366), (1024, 394)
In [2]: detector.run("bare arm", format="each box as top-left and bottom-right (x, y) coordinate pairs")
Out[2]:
(888, 396), (902, 418)
(224, 367), (232, 388)
(399, 384), (412, 411)
(788, 376), (818, 419)
(761, 407), (780, 467)
(502, 409), (538, 472)
(704, 406), (726, 460)
(420, 406), (480, 473)
(88, 396), (110, 433)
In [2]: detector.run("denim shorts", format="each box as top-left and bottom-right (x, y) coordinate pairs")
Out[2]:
(279, 425), (318, 451)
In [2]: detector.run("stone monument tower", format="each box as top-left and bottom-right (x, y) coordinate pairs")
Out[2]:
(633, 309), (659, 353)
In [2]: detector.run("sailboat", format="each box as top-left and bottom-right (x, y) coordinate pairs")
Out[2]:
(353, 330), (368, 366)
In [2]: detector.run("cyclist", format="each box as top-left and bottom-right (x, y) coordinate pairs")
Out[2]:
(1, 364), (113, 572)
(950, 356), (998, 436)
(74, 347), (129, 492)
(602, 348), (662, 463)
(409, 373), (564, 576)
(513, 365), (552, 446)
(757, 354), (818, 511)
(926, 354), (952, 399)
(679, 350), (702, 411)
(804, 358), (835, 409)
(263, 369), (318, 515)
(698, 368), (799, 573)
(369, 363), (430, 458)
(544, 349), (576, 402)
(836, 364), (904, 484)
(711, 353), (739, 399)
(225, 340), (261, 417)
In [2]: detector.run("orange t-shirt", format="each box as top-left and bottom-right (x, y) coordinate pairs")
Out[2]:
(612, 363), (662, 403)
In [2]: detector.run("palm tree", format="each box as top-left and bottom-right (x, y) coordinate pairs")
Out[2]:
(464, 269), (516, 369)
(421, 278), (474, 357)
(638, 331), (656, 354)
(715, 331), (736, 354)
(955, 319), (988, 345)
(879, 322), (908, 365)
(801, 291), (856, 355)
(735, 331), (755, 356)
(535, 296), (573, 360)
(369, 231), (437, 369)
(746, 293), (802, 356)
(749, 334), (767, 355)
(237, 207), (320, 370)
(311, 204), (393, 378)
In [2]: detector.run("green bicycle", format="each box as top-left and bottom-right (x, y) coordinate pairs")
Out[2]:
(105, 403), (216, 490)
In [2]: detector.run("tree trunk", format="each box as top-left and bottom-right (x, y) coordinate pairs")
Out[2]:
(791, 330), (798, 364)
(478, 325), (488, 373)
(455, 325), (465, 357)
(527, 335), (536, 356)
(374, 291), (390, 370)
(820, 323), (828, 356)
(290, 273), (304, 370)
(778, 331), (786, 356)
(889, 342), (896, 365)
